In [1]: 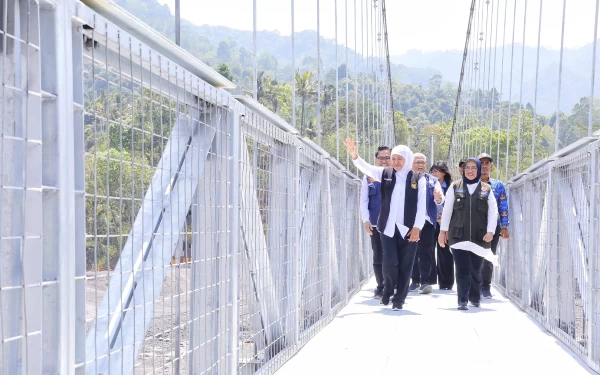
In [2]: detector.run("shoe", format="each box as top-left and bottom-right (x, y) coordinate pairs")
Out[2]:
(469, 301), (480, 308)
(409, 282), (420, 292)
(481, 289), (493, 299)
(439, 285), (453, 290)
(392, 300), (403, 311)
(380, 294), (390, 306)
(419, 284), (433, 294)
(374, 289), (384, 299)
(457, 303), (468, 310)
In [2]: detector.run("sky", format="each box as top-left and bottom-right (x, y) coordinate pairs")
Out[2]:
(157, 0), (600, 55)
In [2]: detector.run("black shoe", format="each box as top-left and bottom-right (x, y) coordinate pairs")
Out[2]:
(392, 300), (403, 311)
(481, 289), (493, 299)
(439, 285), (453, 290)
(380, 294), (390, 306)
(458, 303), (468, 310)
(409, 282), (420, 292)
(469, 300), (480, 308)
(373, 289), (384, 299)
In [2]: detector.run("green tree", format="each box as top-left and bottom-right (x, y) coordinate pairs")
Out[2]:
(217, 63), (234, 81)
(295, 70), (317, 135)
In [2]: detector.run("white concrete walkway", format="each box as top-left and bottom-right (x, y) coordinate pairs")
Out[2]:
(275, 278), (594, 375)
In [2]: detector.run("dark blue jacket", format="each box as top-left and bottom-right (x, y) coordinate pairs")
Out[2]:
(366, 177), (382, 225)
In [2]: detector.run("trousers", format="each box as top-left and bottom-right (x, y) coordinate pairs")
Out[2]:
(380, 227), (419, 304)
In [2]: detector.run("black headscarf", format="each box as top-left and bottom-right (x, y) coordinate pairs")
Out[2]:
(462, 157), (482, 185)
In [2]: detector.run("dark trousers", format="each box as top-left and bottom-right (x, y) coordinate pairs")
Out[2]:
(435, 225), (455, 288)
(380, 227), (418, 304)
(481, 225), (501, 291)
(452, 248), (484, 304)
(370, 228), (384, 292)
(411, 221), (436, 285)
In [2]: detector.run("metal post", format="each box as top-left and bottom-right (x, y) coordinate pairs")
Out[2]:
(545, 162), (554, 328)
(587, 146), (598, 364)
(430, 135), (434, 164)
(175, 0), (180, 45)
(317, 0), (322, 145)
(293, 142), (302, 346)
(253, 0), (257, 100)
(291, 0), (296, 130)
(55, 1), (76, 374)
(228, 106), (241, 375)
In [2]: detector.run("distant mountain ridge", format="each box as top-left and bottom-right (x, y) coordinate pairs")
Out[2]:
(392, 44), (600, 115)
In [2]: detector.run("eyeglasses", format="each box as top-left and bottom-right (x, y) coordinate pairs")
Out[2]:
(414, 161), (426, 165)
(464, 166), (478, 171)
(377, 156), (390, 161)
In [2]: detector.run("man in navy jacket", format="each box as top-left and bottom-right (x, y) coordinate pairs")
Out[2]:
(360, 146), (391, 298)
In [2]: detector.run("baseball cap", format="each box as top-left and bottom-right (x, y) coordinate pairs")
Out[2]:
(477, 153), (493, 162)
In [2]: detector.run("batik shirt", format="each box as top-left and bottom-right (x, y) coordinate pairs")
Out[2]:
(488, 178), (509, 228)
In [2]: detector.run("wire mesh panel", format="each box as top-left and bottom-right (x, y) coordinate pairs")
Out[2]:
(591, 142), (600, 366)
(344, 180), (361, 293)
(506, 180), (526, 304)
(547, 150), (593, 359)
(0, 0), (43, 373)
(238, 110), (297, 374)
(79, 8), (234, 375)
(526, 166), (551, 321)
(297, 146), (332, 346)
(328, 167), (347, 306)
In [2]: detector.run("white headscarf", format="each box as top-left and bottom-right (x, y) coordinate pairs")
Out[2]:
(390, 145), (414, 175)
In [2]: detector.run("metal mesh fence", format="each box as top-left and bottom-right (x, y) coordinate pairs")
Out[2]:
(500, 140), (600, 371)
(0, 1), (373, 373)
(0, 1), (43, 374)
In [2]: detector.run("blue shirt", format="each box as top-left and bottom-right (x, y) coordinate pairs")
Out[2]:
(487, 178), (509, 228)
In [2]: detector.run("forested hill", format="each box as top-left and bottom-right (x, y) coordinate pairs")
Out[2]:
(114, 0), (441, 87)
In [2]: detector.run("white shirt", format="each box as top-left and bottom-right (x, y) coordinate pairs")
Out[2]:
(440, 181), (499, 265)
(360, 176), (376, 226)
(353, 157), (426, 238)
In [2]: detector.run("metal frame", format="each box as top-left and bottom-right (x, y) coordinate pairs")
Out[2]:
(502, 140), (600, 373)
(1, 2), (376, 374)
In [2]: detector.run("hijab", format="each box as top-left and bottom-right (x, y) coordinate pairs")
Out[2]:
(462, 157), (482, 185)
(390, 145), (414, 176)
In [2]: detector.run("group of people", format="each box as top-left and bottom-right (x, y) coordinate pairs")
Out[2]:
(349, 138), (510, 311)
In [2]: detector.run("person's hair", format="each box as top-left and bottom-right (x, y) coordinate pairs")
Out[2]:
(430, 161), (452, 186)
(458, 158), (466, 167)
(413, 152), (427, 161)
(375, 145), (391, 158)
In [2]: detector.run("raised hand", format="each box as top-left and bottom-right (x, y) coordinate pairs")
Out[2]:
(343, 138), (358, 160)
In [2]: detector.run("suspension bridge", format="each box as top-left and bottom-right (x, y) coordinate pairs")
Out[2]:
(0, 0), (598, 374)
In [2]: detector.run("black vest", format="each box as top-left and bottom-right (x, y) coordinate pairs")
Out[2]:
(448, 180), (492, 249)
(377, 168), (422, 233)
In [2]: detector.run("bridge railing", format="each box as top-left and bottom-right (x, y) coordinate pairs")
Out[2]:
(500, 137), (600, 372)
(0, 1), (372, 374)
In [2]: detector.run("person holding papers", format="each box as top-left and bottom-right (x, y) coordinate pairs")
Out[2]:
(438, 157), (498, 311)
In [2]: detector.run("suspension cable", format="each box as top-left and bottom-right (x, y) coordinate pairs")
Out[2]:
(448, 0), (477, 161)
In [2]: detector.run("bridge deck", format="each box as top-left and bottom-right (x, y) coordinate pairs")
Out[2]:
(275, 279), (593, 375)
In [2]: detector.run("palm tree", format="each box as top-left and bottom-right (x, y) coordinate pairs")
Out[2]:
(295, 70), (317, 135)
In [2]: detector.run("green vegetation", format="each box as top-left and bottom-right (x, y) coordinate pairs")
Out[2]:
(82, 0), (600, 270)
